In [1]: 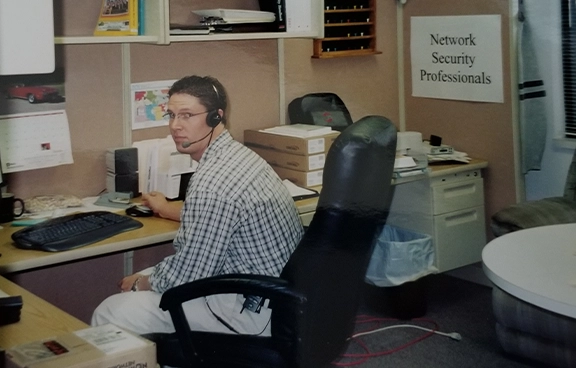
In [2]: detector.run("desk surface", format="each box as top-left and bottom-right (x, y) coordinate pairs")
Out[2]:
(0, 158), (487, 275)
(0, 276), (88, 349)
(482, 224), (576, 319)
(0, 215), (181, 274)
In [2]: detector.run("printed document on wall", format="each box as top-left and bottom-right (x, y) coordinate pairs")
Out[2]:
(0, 110), (74, 173)
(410, 15), (503, 103)
(131, 80), (176, 130)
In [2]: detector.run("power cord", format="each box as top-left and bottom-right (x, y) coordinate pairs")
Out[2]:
(332, 315), (461, 367)
(352, 324), (462, 341)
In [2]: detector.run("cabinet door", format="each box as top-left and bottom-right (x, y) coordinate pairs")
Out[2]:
(433, 205), (486, 272)
(0, 0), (54, 74)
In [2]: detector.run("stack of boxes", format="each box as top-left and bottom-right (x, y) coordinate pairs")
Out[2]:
(244, 127), (339, 188)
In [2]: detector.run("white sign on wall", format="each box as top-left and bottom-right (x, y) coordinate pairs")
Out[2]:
(411, 15), (503, 103)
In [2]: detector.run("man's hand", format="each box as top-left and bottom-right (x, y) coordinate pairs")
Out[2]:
(118, 273), (150, 292)
(142, 191), (183, 221)
(142, 191), (168, 214)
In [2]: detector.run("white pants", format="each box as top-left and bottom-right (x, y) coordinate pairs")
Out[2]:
(91, 272), (272, 337)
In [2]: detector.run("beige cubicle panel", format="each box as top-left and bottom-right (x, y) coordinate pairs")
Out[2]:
(400, 0), (517, 241)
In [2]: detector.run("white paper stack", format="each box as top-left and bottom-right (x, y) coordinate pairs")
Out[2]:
(261, 124), (332, 138)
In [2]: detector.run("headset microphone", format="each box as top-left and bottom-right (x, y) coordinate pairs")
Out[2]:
(181, 128), (214, 148)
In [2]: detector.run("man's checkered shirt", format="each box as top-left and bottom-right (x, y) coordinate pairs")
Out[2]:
(149, 131), (304, 293)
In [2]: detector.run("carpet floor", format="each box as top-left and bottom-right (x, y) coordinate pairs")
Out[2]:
(332, 274), (542, 368)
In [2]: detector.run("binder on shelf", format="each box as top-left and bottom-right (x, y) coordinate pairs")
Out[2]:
(258, 0), (286, 31)
(94, 0), (139, 36)
(138, 0), (145, 35)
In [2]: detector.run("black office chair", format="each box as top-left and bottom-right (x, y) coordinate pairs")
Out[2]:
(143, 115), (397, 368)
(288, 92), (354, 132)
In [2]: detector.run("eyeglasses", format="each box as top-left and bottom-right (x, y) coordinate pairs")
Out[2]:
(162, 111), (208, 123)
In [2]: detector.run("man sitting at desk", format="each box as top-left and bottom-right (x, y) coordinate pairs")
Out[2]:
(92, 75), (304, 336)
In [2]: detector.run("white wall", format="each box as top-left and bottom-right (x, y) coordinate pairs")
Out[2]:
(523, 0), (575, 200)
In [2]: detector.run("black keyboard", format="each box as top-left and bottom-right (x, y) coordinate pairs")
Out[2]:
(11, 211), (143, 252)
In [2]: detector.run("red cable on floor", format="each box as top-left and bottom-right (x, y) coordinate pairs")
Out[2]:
(332, 316), (441, 367)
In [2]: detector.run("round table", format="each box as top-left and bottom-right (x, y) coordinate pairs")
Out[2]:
(482, 223), (576, 318)
(482, 224), (576, 367)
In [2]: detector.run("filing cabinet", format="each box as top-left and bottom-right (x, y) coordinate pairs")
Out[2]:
(386, 167), (487, 273)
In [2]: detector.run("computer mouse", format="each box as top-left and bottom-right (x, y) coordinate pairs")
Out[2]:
(125, 205), (154, 217)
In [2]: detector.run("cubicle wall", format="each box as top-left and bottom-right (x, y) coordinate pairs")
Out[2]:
(400, 0), (518, 239)
(5, 0), (400, 201)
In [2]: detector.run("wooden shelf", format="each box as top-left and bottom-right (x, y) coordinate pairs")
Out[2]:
(325, 8), (374, 13)
(52, 0), (322, 46)
(313, 0), (379, 59)
(312, 49), (381, 59)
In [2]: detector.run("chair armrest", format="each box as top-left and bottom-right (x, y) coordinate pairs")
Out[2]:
(159, 274), (306, 312)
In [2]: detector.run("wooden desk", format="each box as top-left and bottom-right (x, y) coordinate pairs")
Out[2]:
(0, 215), (180, 274)
(0, 160), (487, 275)
(0, 276), (88, 349)
(0, 196), (321, 275)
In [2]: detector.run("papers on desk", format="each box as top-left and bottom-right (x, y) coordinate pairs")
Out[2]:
(283, 179), (319, 201)
(133, 136), (197, 199)
(427, 150), (471, 164)
(393, 153), (428, 178)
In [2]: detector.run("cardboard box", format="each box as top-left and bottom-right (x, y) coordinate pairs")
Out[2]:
(271, 166), (323, 188)
(249, 146), (326, 172)
(244, 129), (339, 156)
(6, 324), (156, 368)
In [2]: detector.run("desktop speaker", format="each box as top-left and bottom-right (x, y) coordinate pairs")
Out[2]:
(106, 173), (139, 197)
(106, 147), (139, 196)
(106, 147), (138, 175)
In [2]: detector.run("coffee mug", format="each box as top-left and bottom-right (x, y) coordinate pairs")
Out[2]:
(0, 193), (25, 223)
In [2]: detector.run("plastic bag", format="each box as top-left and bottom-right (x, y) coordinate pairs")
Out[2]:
(365, 225), (438, 287)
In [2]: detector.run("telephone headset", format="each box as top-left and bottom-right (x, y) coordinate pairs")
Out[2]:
(206, 83), (222, 128)
(181, 82), (223, 148)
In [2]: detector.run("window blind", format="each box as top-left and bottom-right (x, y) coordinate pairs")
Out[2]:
(562, 0), (576, 138)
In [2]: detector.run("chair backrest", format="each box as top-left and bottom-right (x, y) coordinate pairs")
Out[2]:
(288, 93), (354, 132)
(273, 116), (397, 367)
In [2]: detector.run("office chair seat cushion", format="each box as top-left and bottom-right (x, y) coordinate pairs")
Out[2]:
(490, 197), (576, 237)
(143, 331), (292, 368)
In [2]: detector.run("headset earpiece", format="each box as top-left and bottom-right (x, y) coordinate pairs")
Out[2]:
(206, 110), (222, 128)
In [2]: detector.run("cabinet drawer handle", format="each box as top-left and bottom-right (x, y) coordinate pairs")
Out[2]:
(444, 210), (479, 226)
(442, 183), (477, 198)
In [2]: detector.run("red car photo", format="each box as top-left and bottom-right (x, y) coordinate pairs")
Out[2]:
(4, 83), (64, 103)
